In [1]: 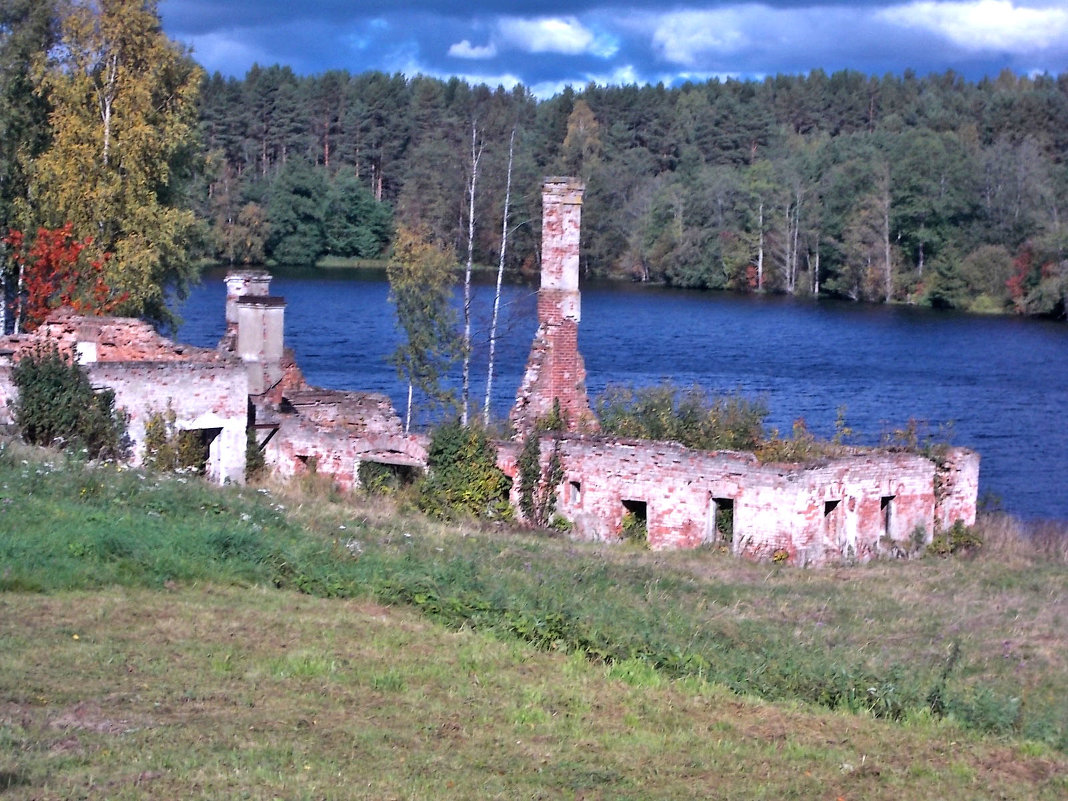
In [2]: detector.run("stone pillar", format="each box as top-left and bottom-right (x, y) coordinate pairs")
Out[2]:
(510, 178), (597, 438)
(224, 270), (272, 338)
(236, 296), (286, 396)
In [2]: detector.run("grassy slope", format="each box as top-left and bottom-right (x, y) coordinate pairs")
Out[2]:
(3, 586), (1065, 801)
(1, 442), (1066, 798)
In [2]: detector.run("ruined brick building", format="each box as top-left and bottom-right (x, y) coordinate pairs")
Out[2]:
(0, 273), (425, 490)
(0, 176), (978, 566)
(505, 178), (979, 565)
(0, 310), (249, 483)
(216, 270), (427, 488)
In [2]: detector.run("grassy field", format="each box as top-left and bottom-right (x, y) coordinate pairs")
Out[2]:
(1, 441), (1066, 798)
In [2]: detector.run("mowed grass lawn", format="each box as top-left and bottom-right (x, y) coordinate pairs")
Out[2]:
(1, 441), (1066, 798)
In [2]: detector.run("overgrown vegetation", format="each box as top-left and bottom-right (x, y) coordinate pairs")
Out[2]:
(11, 343), (125, 460)
(356, 460), (418, 495)
(620, 509), (648, 546)
(596, 381), (858, 462)
(928, 519), (985, 557)
(516, 402), (567, 527)
(244, 424), (266, 481)
(141, 404), (209, 474)
(596, 383), (768, 451)
(595, 382), (961, 469)
(2, 442), (1064, 756)
(417, 422), (511, 520)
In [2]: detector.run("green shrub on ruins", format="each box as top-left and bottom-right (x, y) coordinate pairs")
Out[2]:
(517, 429), (564, 527)
(357, 461), (417, 496)
(245, 425), (267, 481)
(596, 382), (767, 451)
(12, 343), (125, 460)
(620, 510), (648, 546)
(928, 520), (984, 557)
(417, 421), (511, 520)
(142, 403), (208, 474)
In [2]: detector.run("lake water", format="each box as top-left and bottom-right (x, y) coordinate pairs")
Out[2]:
(177, 268), (1068, 521)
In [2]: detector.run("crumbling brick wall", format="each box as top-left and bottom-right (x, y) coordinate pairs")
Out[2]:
(535, 434), (959, 566)
(933, 447), (981, 529)
(91, 361), (248, 484)
(258, 390), (426, 490)
(0, 308), (248, 484)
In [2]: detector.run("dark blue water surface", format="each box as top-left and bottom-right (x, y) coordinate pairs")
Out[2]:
(178, 268), (1068, 520)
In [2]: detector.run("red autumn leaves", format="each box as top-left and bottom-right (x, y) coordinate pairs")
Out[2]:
(3, 224), (128, 331)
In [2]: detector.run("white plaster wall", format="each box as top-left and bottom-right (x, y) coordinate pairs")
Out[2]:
(90, 362), (249, 484)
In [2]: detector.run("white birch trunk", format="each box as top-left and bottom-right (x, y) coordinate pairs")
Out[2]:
(461, 121), (482, 426)
(883, 193), (893, 303)
(99, 53), (118, 166)
(14, 260), (25, 335)
(812, 239), (821, 297)
(405, 382), (413, 434)
(757, 200), (764, 291)
(484, 128), (515, 426)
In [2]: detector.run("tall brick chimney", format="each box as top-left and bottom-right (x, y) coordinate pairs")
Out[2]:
(510, 177), (597, 438)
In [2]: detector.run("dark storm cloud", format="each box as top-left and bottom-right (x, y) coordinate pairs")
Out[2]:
(159, 1), (1068, 94)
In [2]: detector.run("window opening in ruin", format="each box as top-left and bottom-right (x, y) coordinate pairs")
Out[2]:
(296, 454), (318, 473)
(569, 480), (582, 506)
(881, 496), (895, 536)
(180, 427), (219, 475)
(357, 461), (419, 494)
(823, 499), (841, 535)
(708, 497), (735, 544)
(621, 499), (648, 544)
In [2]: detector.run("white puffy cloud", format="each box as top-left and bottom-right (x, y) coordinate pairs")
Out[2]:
(497, 16), (616, 57)
(650, 9), (754, 65)
(448, 39), (498, 59)
(879, 0), (1068, 51)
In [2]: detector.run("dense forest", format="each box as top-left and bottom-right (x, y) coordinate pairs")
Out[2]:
(2, 1), (1067, 324)
(195, 66), (1068, 317)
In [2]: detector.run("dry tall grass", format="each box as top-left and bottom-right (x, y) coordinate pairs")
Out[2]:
(975, 512), (1068, 565)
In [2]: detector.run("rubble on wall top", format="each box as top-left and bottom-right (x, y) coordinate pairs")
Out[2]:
(226, 268), (272, 280)
(284, 388), (403, 435)
(543, 176), (585, 196)
(0, 307), (231, 364)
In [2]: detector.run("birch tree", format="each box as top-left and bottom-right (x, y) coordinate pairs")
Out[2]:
(29, 0), (202, 327)
(483, 127), (515, 426)
(387, 225), (460, 432)
(460, 120), (482, 425)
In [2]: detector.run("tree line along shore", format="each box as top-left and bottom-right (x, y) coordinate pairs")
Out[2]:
(2, 1), (1068, 334)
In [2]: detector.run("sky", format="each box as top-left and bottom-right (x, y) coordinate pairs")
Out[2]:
(158, 0), (1068, 97)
